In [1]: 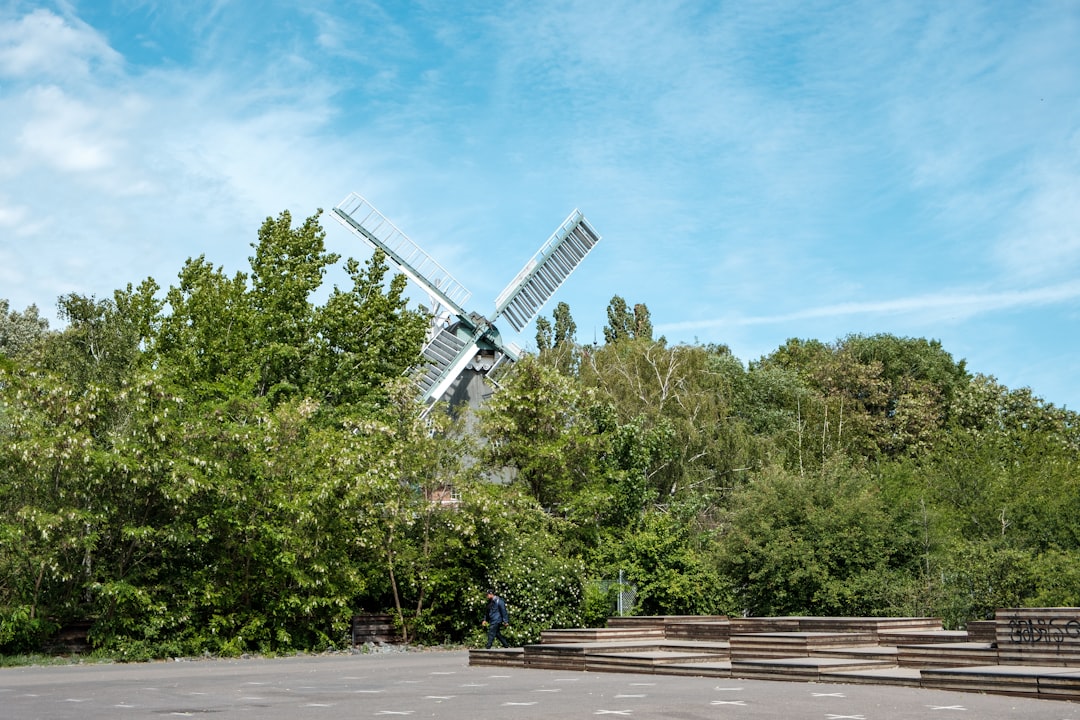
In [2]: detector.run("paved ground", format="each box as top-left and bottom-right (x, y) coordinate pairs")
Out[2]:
(1, 649), (1077, 719)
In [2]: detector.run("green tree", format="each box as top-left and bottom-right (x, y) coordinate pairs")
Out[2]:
(717, 459), (921, 617)
(602, 296), (653, 344)
(481, 355), (600, 509)
(0, 300), (50, 360)
(249, 209), (340, 404)
(310, 251), (427, 411)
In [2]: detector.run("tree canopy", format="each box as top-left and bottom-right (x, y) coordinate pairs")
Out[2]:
(2, 212), (1078, 658)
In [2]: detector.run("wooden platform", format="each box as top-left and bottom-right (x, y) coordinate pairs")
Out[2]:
(468, 608), (1080, 703)
(897, 641), (998, 667)
(732, 656), (896, 682)
(921, 664), (1080, 700)
(995, 608), (1080, 666)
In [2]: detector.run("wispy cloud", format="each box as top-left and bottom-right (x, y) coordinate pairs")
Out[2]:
(1, 2), (1078, 407)
(0, 8), (120, 80)
(658, 280), (1080, 333)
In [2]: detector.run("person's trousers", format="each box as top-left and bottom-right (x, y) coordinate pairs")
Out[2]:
(486, 623), (510, 648)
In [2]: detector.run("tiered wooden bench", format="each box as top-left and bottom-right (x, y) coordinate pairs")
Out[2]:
(467, 607), (1080, 702)
(919, 608), (1080, 700)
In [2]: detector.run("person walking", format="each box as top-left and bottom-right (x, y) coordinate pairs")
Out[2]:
(483, 590), (511, 648)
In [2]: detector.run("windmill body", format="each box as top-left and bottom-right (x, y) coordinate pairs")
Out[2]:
(332, 193), (601, 413)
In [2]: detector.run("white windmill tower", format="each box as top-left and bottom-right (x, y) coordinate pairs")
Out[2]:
(331, 193), (601, 414)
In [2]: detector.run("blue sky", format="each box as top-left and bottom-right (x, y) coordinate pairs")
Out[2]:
(1, 1), (1078, 409)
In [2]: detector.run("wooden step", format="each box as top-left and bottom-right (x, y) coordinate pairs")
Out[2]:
(920, 664), (1079, 698)
(1034, 668), (1080, 701)
(663, 620), (731, 641)
(657, 640), (730, 657)
(996, 608), (1080, 665)
(730, 631), (878, 659)
(652, 660), (732, 677)
(607, 615), (728, 628)
(541, 627), (664, 644)
(732, 656), (896, 682)
(468, 647), (524, 667)
(879, 629), (968, 645)
(729, 616), (942, 637)
(965, 619), (996, 643)
(729, 617), (802, 634)
(585, 650), (727, 672)
(896, 641), (998, 668)
(823, 666), (923, 687)
(796, 616), (943, 635)
(810, 645), (898, 662)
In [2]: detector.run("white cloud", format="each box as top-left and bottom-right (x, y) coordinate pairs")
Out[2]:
(658, 280), (1080, 334)
(994, 142), (1080, 281)
(17, 85), (118, 172)
(0, 8), (121, 80)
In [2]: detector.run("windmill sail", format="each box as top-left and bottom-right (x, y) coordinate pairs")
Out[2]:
(494, 210), (601, 332)
(332, 191), (601, 412)
(332, 193), (471, 317)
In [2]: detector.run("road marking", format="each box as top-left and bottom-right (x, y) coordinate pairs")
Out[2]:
(354, 689), (384, 693)
(425, 696), (455, 700)
(503, 701), (538, 706)
(533, 688), (562, 692)
(555, 678), (580, 682)
(375, 712), (414, 716)
(714, 686), (743, 691)
(115, 704), (136, 708)
(711, 700), (747, 706)
(488, 675), (511, 678)
(927, 706), (967, 711)
(306, 703), (333, 707)
(595, 711), (632, 716)
(430, 671), (456, 675)
(825, 715), (866, 719)
(813, 692), (846, 697)
(629, 682), (656, 686)
(615, 694), (646, 698)
(63, 698), (90, 702)
(460, 683), (488, 687)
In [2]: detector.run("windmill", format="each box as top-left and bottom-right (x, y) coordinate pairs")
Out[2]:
(331, 192), (601, 414)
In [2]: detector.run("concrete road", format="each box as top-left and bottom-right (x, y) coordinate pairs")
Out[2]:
(0, 649), (1076, 719)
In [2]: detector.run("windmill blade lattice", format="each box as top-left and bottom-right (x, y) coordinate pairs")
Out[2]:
(494, 210), (601, 331)
(331, 192), (601, 411)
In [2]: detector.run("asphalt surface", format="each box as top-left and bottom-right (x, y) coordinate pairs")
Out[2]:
(0, 649), (1077, 719)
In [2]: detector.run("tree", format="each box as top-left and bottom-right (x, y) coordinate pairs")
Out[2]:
(535, 316), (552, 353)
(553, 301), (577, 349)
(310, 251), (427, 411)
(717, 459), (922, 617)
(39, 281), (162, 391)
(535, 302), (580, 374)
(248, 209), (340, 404)
(481, 355), (601, 509)
(580, 341), (763, 502)
(603, 296), (653, 344)
(603, 296), (632, 344)
(0, 300), (49, 360)
(156, 256), (256, 401)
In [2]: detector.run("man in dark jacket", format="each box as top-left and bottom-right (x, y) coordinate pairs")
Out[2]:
(483, 590), (511, 648)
